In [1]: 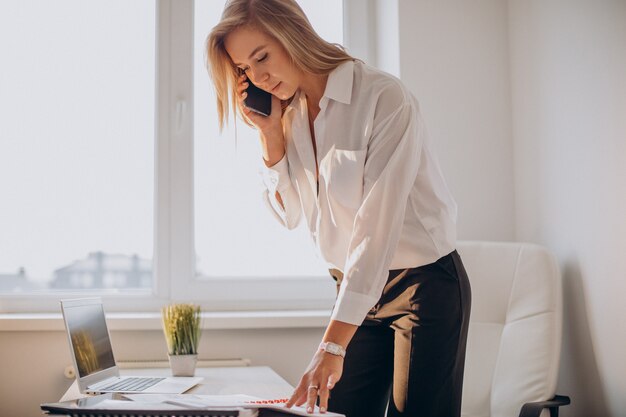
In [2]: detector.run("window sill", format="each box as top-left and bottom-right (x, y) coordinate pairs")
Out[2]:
(0, 310), (331, 332)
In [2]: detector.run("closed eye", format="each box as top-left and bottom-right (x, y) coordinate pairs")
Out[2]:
(236, 53), (267, 74)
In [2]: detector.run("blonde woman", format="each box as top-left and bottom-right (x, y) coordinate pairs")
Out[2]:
(206, 1), (471, 416)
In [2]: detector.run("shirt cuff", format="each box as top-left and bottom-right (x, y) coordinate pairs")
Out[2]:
(261, 154), (291, 194)
(330, 286), (379, 326)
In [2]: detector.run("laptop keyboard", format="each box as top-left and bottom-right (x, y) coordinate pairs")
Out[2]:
(98, 377), (166, 392)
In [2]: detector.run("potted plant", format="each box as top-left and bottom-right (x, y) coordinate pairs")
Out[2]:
(161, 303), (201, 376)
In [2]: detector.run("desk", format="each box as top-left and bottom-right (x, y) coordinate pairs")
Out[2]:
(61, 366), (294, 402)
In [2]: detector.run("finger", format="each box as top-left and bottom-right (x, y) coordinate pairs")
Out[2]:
(237, 94), (260, 127)
(295, 385), (309, 407)
(318, 384), (330, 414)
(285, 383), (306, 408)
(237, 80), (249, 95)
(237, 83), (249, 96)
(236, 75), (249, 111)
(327, 374), (336, 390)
(238, 104), (254, 126)
(305, 384), (319, 413)
(242, 105), (266, 127)
(240, 90), (248, 104)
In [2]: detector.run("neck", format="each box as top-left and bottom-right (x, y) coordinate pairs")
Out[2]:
(299, 72), (328, 109)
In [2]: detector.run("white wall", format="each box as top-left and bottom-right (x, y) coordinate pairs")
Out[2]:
(393, 0), (516, 242)
(385, 1), (626, 416)
(509, 1), (626, 416)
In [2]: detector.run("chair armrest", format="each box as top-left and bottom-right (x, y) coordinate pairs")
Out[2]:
(519, 395), (571, 417)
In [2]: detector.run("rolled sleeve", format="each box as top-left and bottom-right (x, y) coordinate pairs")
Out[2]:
(262, 154), (291, 194)
(259, 153), (302, 230)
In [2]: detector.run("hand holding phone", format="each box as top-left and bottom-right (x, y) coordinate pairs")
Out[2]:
(236, 72), (285, 166)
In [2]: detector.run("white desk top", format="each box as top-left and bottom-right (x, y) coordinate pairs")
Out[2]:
(61, 366), (294, 402)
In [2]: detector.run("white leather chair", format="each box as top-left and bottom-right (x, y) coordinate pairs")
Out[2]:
(457, 241), (570, 417)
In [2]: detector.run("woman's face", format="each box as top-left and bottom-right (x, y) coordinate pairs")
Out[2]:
(224, 25), (301, 101)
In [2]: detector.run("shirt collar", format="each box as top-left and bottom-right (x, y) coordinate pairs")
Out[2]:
(322, 60), (355, 105)
(283, 60), (355, 116)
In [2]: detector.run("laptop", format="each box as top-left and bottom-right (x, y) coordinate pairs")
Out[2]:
(60, 298), (203, 394)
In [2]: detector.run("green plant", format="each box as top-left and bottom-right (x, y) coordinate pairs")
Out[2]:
(161, 303), (201, 355)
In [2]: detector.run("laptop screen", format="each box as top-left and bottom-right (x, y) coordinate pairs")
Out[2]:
(63, 302), (116, 378)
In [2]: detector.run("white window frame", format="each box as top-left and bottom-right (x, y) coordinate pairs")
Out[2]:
(0, 0), (370, 314)
(171, 0), (337, 311)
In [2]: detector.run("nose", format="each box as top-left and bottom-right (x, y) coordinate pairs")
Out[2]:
(247, 68), (269, 88)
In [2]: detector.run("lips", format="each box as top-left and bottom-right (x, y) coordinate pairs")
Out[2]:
(271, 82), (281, 92)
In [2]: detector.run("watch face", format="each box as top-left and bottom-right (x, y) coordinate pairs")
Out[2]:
(324, 342), (344, 356)
(327, 344), (340, 354)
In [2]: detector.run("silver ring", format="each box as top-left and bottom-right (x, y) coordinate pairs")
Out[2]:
(308, 385), (319, 390)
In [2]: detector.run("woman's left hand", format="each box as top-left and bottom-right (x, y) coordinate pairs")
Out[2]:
(285, 349), (344, 414)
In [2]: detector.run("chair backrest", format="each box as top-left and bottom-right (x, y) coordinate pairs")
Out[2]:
(457, 241), (562, 417)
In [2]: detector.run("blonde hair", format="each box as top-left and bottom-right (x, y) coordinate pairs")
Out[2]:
(205, 0), (355, 130)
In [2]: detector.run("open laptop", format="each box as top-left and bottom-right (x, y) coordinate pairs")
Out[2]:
(60, 298), (203, 394)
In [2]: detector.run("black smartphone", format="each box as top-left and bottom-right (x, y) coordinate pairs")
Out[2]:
(244, 79), (272, 117)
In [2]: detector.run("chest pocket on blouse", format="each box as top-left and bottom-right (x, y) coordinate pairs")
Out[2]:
(321, 148), (368, 210)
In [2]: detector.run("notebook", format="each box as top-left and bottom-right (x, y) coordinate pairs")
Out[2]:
(60, 298), (202, 394)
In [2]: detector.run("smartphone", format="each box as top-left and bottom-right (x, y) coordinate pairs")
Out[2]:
(244, 79), (272, 117)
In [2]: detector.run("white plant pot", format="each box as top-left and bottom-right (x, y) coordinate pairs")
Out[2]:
(168, 354), (198, 377)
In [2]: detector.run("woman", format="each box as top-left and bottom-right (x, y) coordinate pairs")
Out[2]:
(206, 1), (471, 416)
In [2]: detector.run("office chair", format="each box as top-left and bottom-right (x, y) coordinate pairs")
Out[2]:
(457, 241), (571, 417)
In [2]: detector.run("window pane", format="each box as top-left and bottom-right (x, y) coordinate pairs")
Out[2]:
(193, 0), (343, 277)
(0, 1), (156, 292)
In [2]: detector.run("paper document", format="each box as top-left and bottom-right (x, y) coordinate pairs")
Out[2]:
(123, 393), (345, 416)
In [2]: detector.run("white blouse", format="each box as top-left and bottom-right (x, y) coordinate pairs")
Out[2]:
(261, 60), (458, 326)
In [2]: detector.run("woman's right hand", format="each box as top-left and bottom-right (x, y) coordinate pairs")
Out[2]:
(237, 73), (285, 165)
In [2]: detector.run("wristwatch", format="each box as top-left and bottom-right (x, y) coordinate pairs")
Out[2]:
(319, 341), (346, 358)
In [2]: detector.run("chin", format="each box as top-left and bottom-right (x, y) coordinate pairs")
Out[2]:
(277, 86), (297, 101)
(274, 91), (289, 101)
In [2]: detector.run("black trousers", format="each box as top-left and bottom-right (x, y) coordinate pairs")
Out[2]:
(327, 250), (471, 417)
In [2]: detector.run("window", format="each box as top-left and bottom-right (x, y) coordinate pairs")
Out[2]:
(0, 1), (156, 299)
(1, 0), (354, 313)
(193, 0), (343, 279)
(172, 0), (343, 309)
